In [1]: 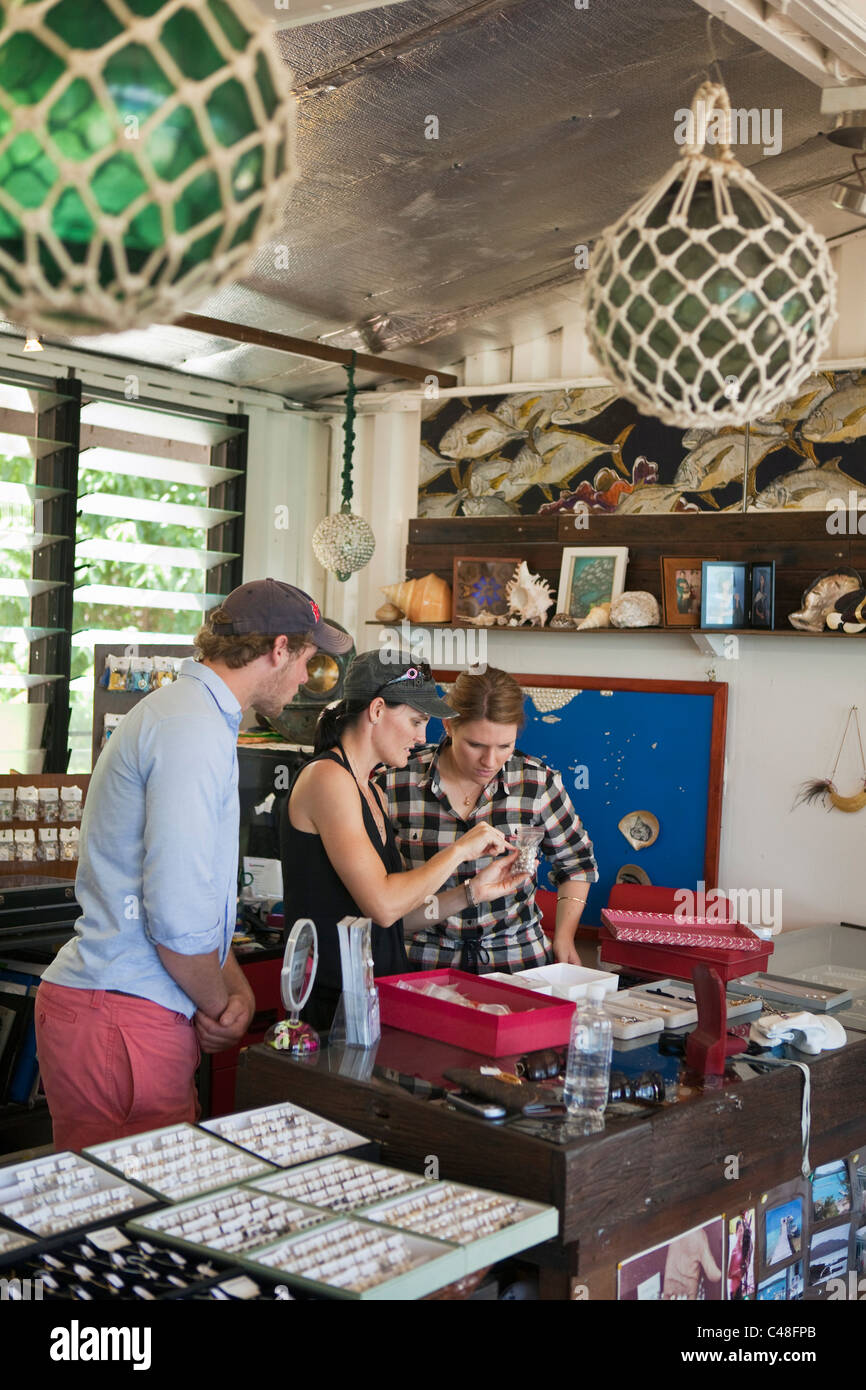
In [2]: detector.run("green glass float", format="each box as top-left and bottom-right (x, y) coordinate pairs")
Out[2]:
(0, 0), (296, 333)
(585, 82), (837, 428)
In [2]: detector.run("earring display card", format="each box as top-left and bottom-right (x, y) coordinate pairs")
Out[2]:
(127, 1184), (332, 1258)
(201, 1101), (370, 1169)
(247, 1156), (429, 1214)
(247, 1214), (465, 1301)
(84, 1123), (277, 1203)
(0, 1225), (276, 1301)
(363, 1180), (559, 1276)
(0, 1152), (154, 1238)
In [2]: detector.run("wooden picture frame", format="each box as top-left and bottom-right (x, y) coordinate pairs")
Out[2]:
(451, 556), (520, 624)
(557, 546), (629, 621)
(660, 556), (715, 628)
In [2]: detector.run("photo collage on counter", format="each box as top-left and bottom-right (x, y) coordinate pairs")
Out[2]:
(616, 1147), (865, 1300)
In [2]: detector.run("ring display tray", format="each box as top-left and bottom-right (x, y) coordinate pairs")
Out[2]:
(0, 1225), (38, 1256)
(84, 1123), (277, 1203)
(727, 974), (853, 1012)
(629, 977), (764, 1021)
(240, 1214), (465, 1301)
(247, 1155), (429, 1213)
(201, 1101), (372, 1169)
(0, 1152), (154, 1237)
(362, 1179), (559, 1277)
(126, 1184), (333, 1259)
(0, 1223), (275, 1301)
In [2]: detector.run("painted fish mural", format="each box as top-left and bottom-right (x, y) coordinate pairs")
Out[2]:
(439, 408), (528, 460)
(419, 371), (866, 514)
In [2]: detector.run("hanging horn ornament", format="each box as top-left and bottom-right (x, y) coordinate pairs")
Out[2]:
(794, 707), (866, 813)
(312, 353), (376, 583)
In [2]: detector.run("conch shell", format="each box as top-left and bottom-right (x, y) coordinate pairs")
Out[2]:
(375, 601), (403, 622)
(788, 567), (861, 631)
(577, 601), (611, 630)
(505, 561), (554, 626)
(382, 573), (452, 623)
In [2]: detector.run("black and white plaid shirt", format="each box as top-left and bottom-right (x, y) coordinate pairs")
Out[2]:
(376, 741), (598, 972)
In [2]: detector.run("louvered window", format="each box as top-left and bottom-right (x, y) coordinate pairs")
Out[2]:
(0, 378), (246, 774)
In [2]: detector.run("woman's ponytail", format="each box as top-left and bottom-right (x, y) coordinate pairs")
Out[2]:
(313, 698), (369, 754)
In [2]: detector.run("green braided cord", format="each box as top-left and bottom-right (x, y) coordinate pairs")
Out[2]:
(340, 351), (357, 513)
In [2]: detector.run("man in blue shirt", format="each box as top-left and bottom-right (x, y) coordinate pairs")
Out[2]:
(36, 579), (351, 1152)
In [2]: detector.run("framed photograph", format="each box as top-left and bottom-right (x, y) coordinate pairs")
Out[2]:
(451, 556), (520, 624)
(617, 1216), (724, 1300)
(557, 547), (628, 622)
(764, 1195), (804, 1267)
(727, 1209), (756, 1300)
(660, 557), (715, 628)
(808, 1222), (852, 1287)
(811, 1159), (852, 1223)
(700, 561), (749, 630)
(749, 561), (775, 629)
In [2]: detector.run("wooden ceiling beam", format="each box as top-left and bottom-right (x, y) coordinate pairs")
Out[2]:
(174, 314), (458, 388)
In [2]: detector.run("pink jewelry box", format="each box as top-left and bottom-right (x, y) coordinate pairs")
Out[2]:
(376, 969), (574, 1056)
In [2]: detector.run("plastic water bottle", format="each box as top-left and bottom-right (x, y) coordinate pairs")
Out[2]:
(563, 983), (613, 1117)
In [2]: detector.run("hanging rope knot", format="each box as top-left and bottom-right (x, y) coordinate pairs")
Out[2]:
(340, 350), (357, 512)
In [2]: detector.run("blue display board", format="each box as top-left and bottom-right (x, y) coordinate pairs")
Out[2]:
(429, 677), (724, 926)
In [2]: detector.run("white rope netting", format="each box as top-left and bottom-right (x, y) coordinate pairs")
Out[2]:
(0, 0), (296, 333)
(585, 83), (837, 429)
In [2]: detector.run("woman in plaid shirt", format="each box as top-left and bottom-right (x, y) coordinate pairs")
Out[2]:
(377, 667), (598, 973)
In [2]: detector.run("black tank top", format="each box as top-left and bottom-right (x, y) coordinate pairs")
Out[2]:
(281, 744), (410, 1011)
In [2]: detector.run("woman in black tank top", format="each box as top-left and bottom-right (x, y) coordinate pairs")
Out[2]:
(281, 652), (529, 1031)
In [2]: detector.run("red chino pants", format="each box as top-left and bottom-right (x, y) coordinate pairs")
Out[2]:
(35, 981), (201, 1152)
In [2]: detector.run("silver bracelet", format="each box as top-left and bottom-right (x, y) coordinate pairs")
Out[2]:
(465, 879), (476, 908)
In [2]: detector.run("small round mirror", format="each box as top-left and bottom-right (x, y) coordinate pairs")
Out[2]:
(270, 919), (320, 1056)
(281, 918), (318, 1015)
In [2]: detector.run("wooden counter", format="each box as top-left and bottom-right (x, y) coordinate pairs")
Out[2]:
(237, 1028), (866, 1300)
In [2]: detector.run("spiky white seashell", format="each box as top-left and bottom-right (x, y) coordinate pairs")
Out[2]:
(505, 561), (554, 627)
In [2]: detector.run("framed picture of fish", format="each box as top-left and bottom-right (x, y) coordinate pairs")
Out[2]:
(660, 557), (716, 628)
(700, 561), (750, 630)
(557, 547), (629, 621)
(452, 556), (520, 623)
(749, 562), (775, 629)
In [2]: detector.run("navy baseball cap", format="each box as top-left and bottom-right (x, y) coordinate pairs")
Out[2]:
(210, 578), (353, 655)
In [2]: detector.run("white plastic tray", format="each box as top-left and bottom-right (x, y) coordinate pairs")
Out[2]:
(517, 963), (619, 1002)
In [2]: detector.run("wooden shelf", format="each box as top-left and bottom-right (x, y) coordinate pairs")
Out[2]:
(365, 620), (861, 637)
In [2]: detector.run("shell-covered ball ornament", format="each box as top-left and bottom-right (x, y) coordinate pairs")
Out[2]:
(312, 509), (375, 582)
(584, 81), (836, 429)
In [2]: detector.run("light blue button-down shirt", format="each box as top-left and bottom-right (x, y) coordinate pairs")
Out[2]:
(44, 660), (242, 1018)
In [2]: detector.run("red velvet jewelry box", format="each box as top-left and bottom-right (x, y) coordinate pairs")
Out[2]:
(376, 969), (575, 1056)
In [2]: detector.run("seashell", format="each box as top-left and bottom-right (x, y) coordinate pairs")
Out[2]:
(382, 573), (452, 623)
(789, 567), (862, 631)
(576, 602), (611, 630)
(549, 611), (577, 630)
(615, 863), (652, 886)
(375, 601), (403, 622)
(610, 591), (660, 628)
(466, 611), (495, 626)
(825, 587), (866, 634)
(505, 561), (555, 626)
(618, 810), (660, 851)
